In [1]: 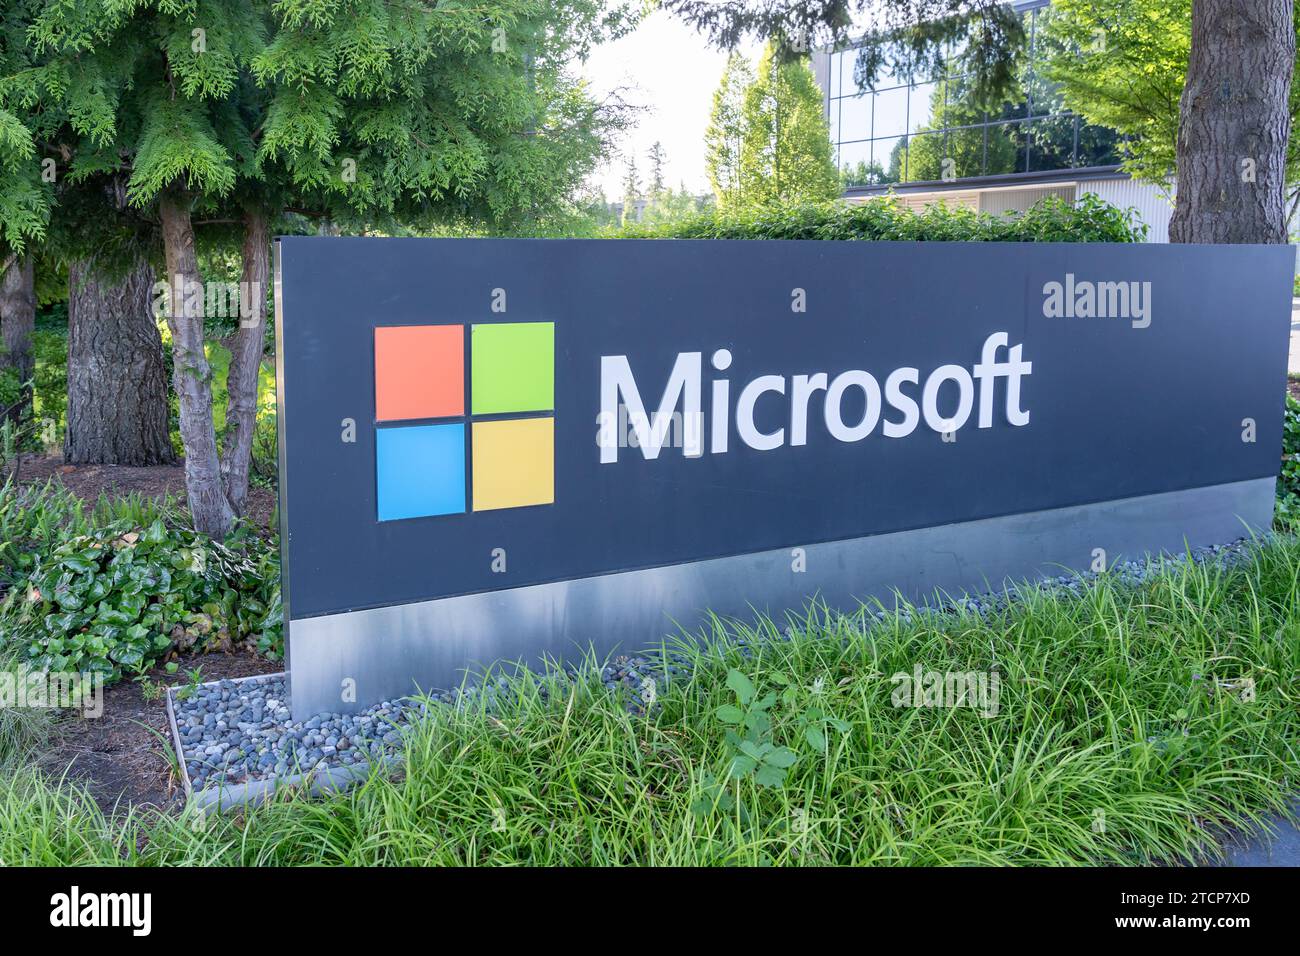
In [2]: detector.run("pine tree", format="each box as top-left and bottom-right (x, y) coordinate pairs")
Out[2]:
(647, 141), (667, 197)
(621, 153), (641, 224)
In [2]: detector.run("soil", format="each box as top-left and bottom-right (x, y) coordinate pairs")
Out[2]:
(1289, 378), (1300, 403)
(39, 652), (283, 814)
(8, 452), (278, 532)
(6, 456), (282, 811)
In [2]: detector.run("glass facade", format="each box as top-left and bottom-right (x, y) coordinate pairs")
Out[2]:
(827, 2), (1121, 188)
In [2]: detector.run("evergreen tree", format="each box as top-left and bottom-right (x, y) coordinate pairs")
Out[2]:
(6, 0), (628, 535)
(621, 153), (641, 223)
(647, 141), (667, 197)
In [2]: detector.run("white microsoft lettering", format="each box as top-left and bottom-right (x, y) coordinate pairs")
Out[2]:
(598, 332), (1032, 463)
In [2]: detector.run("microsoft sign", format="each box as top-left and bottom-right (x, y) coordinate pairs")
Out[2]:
(274, 238), (1293, 718)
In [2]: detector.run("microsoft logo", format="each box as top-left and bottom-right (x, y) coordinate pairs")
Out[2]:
(373, 322), (555, 521)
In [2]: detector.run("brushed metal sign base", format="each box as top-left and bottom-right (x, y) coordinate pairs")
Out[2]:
(288, 477), (1274, 719)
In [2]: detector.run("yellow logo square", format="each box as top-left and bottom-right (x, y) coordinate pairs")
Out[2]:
(471, 418), (555, 511)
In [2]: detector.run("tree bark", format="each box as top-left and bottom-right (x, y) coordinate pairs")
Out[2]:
(1169, 0), (1295, 243)
(64, 258), (175, 466)
(0, 256), (36, 428)
(159, 191), (234, 538)
(219, 206), (270, 517)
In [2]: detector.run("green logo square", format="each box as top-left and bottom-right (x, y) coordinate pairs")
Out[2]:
(471, 322), (555, 414)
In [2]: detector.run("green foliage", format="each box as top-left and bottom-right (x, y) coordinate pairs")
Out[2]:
(0, 366), (20, 417)
(665, 0), (1025, 108)
(0, 772), (146, 865)
(0, 482), (282, 681)
(722, 43), (840, 211)
(207, 341), (276, 454)
(703, 42), (840, 210)
(1040, 0), (1189, 188)
(694, 664), (848, 818)
(1043, 0), (1300, 193)
(14, 519), (282, 680)
(1276, 393), (1300, 530)
(249, 397), (279, 486)
(0, 1), (54, 254)
(0, 656), (50, 771)
(619, 193), (1147, 243)
(30, 329), (66, 444)
(704, 52), (754, 207)
(0, 482), (81, 587)
(4, 0), (635, 261)
(637, 184), (712, 227)
(251, 0), (633, 228)
(714, 669), (799, 787)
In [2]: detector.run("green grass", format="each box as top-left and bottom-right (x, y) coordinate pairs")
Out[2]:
(3, 535), (1299, 866)
(0, 649), (51, 775)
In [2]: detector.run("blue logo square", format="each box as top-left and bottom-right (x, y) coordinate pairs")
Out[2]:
(376, 423), (466, 521)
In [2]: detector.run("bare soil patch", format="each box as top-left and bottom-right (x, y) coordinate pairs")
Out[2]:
(8, 452), (277, 531)
(39, 652), (283, 813)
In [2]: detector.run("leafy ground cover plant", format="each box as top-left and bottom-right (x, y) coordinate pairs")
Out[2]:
(0, 482), (282, 681)
(13, 521), (281, 679)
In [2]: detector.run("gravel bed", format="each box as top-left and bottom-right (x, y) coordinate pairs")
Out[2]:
(174, 538), (1257, 794)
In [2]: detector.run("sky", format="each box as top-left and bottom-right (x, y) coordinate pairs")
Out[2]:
(579, 10), (764, 200)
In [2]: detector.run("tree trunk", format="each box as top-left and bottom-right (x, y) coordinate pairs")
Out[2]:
(1169, 0), (1295, 243)
(64, 258), (175, 466)
(219, 207), (270, 517)
(0, 256), (36, 428)
(159, 191), (234, 538)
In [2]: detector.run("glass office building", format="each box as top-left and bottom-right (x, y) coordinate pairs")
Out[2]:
(810, 0), (1171, 239)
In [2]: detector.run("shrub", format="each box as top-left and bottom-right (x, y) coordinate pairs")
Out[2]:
(0, 483), (282, 681)
(1277, 392), (1300, 529)
(14, 519), (282, 679)
(250, 406), (279, 486)
(0, 367), (21, 417)
(0, 482), (93, 589)
(616, 193), (1147, 244)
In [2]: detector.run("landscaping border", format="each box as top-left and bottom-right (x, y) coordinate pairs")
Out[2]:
(165, 672), (396, 813)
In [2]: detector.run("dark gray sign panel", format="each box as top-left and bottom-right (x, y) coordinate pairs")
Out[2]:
(274, 238), (1293, 717)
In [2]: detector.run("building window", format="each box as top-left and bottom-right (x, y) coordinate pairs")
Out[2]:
(829, 4), (1120, 186)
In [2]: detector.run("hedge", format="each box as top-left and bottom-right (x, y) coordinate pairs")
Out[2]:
(615, 194), (1148, 244)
